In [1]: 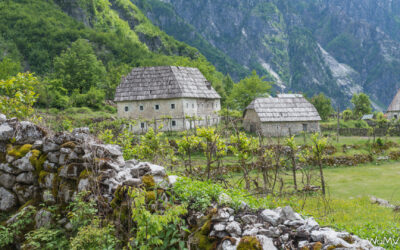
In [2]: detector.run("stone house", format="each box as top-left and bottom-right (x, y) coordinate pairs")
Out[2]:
(243, 94), (321, 137)
(387, 89), (400, 119)
(114, 66), (221, 132)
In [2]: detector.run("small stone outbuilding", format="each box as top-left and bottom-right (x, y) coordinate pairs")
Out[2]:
(243, 94), (321, 137)
(114, 66), (221, 132)
(387, 89), (400, 119)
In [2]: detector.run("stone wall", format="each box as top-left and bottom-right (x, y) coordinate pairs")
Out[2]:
(0, 114), (169, 213)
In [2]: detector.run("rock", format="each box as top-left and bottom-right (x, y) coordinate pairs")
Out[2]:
(13, 184), (37, 204)
(280, 233), (289, 243)
(15, 121), (45, 144)
(0, 114), (6, 123)
(0, 171), (16, 189)
(260, 209), (280, 226)
(218, 193), (232, 205)
(64, 222), (73, 231)
(43, 139), (59, 152)
(0, 123), (13, 141)
(93, 144), (122, 157)
(6, 154), (14, 163)
(218, 237), (240, 250)
(280, 206), (303, 221)
(16, 172), (36, 184)
(32, 140), (43, 150)
(43, 161), (57, 172)
(226, 221), (242, 237)
(0, 163), (19, 174)
(72, 127), (90, 134)
(122, 178), (142, 187)
(298, 241), (309, 248)
(58, 181), (75, 203)
(212, 208), (233, 222)
(35, 209), (53, 228)
(242, 226), (259, 236)
(59, 164), (83, 179)
(0, 187), (17, 211)
(214, 223), (227, 231)
(210, 230), (229, 238)
(256, 235), (277, 250)
(47, 152), (60, 164)
(42, 190), (56, 205)
(258, 227), (281, 238)
(242, 214), (258, 224)
(40, 173), (55, 189)
(59, 153), (68, 165)
(168, 175), (179, 186)
(149, 163), (166, 176)
(13, 152), (35, 172)
(297, 217), (319, 233)
(78, 178), (90, 192)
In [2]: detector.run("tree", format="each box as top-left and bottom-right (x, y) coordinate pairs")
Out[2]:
(176, 131), (201, 173)
(351, 93), (372, 119)
(0, 57), (21, 80)
(222, 74), (234, 97)
(311, 133), (327, 196)
(227, 71), (272, 110)
(54, 39), (106, 94)
(0, 72), (39, 119)
(309, 93), (333, 121)
(197, 127), (227, 179)
(286, 136), (298, 191)
(342, 109), (353, 121)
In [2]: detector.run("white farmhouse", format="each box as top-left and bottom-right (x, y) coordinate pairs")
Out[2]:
(114, 66), (221, 132)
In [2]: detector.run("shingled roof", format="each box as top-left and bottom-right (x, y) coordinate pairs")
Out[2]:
(246, 94), (321, 122)
(114, 66), (220, 102)
(387, 89), (400, 112)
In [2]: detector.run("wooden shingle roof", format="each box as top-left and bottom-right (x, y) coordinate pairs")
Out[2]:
(114, 66), (221, 102)
(246, 94), (321, 122)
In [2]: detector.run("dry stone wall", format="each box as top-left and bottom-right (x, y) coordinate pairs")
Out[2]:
(0, 114), (169, 213)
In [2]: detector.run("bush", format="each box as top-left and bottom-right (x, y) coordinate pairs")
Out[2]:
(342, 109), (353, 121)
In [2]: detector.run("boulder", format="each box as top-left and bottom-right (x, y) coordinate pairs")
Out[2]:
(212, 208), (234, 222)
(43, 139), (59, 153)
(226, 221), (242, 237)
(260, 209), (280, 226)
(13, 152), (35, 172)
(0, 163), (19, 174)
(47, 152), (60, 164)
(0, 114), (6, 123)
(241, 214), (258, 224)
(13, 183), (37, 204)
(256, 235), (277, 250)
(218, 237), (240, 250)
(0, 187), (17, 211)
(15, 121), (45, 144)
(59, 164), (83, 179)
(35, 209), (53, 229)
(0, 123), (13, 141)
(42, 190), (56, 205)
(0, 171), (16, 189)
(78, 178), (90, 192)
(16, 172), (36, 184)
(39, 172), (56, 189)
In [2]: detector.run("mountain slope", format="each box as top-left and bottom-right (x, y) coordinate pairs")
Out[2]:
(0, 0), (224, 95)
(134, 0), (400, 108)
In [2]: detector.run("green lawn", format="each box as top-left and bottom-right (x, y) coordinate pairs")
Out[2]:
(324, 162), (400, 203)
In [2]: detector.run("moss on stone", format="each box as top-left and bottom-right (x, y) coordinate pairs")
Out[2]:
(192, 231), (217, 250)
(326, 245), (344, 250)
(61, 141), (76, 149)
(145, 191), (156, 203)
(111, 186), (126, 209)
(30, 150), (46, 174)
(79, 169), (92, 179)
(38, 170), (50, 185)
(312, 242), (323, 250)
(237, 236), (262, 250)
(0, 152), (6, 163)
(142, 175), (155, 189)
(7, 144), (32, 159)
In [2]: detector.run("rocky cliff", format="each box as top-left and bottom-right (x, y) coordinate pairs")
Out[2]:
(134, 0), (400, 109)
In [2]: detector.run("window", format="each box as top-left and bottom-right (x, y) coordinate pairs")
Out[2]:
(192, 103), (194, 108)
(172, 120), (176, 126)
(303, 124), (308, 132)
(141, 122), (145, 129)
(124, 106), (128, 112)
(171, 103), (175, 109)
(139, 105), (144, 111)
(155, 104), (160, 110)
(186, 103), (189, 108)
(395, 114), (398, 119)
